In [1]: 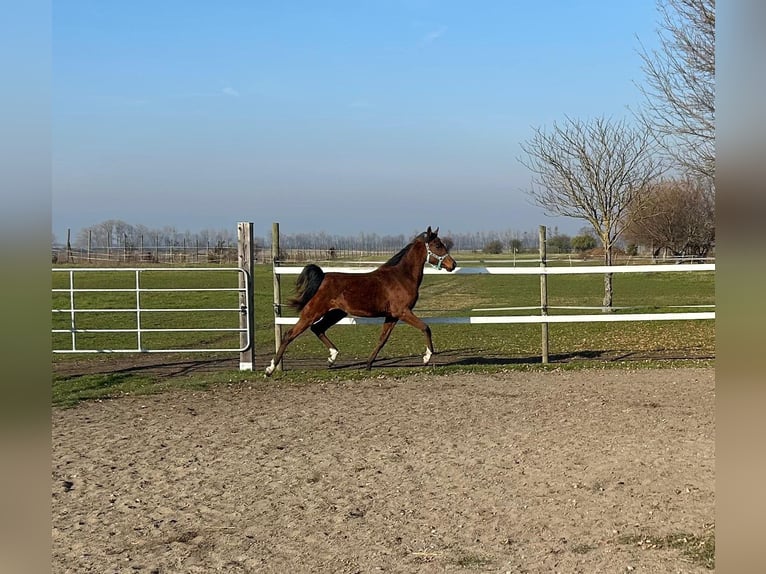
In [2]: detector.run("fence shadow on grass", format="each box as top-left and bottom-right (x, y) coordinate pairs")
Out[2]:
(438, 349), (714, 367)
(435, 349), (605, 367)
(52, 356), (235, 381)
(52, 347), (714, 381)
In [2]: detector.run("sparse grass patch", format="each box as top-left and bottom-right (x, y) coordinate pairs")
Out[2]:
(52, 369), (219, 408)
(453, 551), (494, 568)
(571, 542), (596, 554)
(618, 530), (715, 569)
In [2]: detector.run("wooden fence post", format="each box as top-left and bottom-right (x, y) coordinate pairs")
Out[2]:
(238, 222), (256, 371)
(539, 225), (549, 364)
(272, 222), (283, 372)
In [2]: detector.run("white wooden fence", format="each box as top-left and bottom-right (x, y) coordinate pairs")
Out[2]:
(273, 263), (714, 325)
(272, 262), (714, 362)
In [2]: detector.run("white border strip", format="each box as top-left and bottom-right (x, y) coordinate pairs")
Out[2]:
(273, 263), (715, 275)
(276, 312), (714, 325)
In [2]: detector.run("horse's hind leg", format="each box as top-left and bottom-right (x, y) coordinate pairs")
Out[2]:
(265, 315), (315, 376)
(310, 308), (347, 367)
(365, 317), (398, 370)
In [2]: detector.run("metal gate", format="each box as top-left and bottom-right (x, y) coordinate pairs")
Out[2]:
(52, 267), (251, 355)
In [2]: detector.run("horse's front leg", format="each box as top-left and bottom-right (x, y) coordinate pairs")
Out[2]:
(399, 309), (434, 365)
(365, 317), (398, 370)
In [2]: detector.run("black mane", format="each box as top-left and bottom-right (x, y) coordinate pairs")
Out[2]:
(382, 233), (426, 267)
(382, 243), (413, 267)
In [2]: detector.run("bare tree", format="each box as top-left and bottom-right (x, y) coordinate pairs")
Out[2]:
(519, 115), (665, 308)
(74, 219), (135, 249)
(637, 0), (715, 180)
(624, 177), (715, 259)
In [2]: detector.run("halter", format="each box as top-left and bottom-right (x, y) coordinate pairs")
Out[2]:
(425, 240), (449, 270)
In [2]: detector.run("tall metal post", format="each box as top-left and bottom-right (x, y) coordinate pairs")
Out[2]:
(65, 228), (73, 263)
(272, 222), (283, 372)
(238, 222), (255, 371)
(539, 225), (549, 364)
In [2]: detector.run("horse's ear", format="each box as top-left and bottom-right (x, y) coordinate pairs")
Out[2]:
(426, 226), (433, 236)
(434, 227), (439, 236)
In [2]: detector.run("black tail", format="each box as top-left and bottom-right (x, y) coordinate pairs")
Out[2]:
(288, 264), (325, 310)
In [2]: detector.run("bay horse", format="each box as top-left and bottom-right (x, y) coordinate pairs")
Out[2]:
(265, 226), (456, 375)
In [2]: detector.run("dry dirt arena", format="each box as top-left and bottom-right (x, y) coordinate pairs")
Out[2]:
(52, 367), (714, 573)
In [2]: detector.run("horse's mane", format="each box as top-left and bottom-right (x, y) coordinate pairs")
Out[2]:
(382, 233), (426, 267)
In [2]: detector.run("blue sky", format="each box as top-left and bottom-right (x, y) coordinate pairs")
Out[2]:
(52, 1), (661, 242)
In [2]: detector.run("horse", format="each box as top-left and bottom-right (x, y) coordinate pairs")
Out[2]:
(265, 226), (457, 376)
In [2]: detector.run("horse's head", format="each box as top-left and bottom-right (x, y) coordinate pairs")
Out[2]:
(424, 226), (457, 272)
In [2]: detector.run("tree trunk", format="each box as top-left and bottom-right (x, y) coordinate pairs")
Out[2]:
(602, 245), (614, 312)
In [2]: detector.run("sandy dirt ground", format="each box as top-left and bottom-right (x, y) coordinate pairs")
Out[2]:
(52, 367), (714, 573)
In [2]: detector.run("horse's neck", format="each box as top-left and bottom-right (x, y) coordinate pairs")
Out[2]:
(399, 241), (426, 283)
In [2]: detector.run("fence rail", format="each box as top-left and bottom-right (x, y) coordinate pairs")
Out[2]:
(273, 263), (715, 275)
(273, 263), (715, 325)
(274, 312), (715, 326)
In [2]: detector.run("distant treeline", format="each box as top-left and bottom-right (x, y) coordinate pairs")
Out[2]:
(53, 219), (588, 264)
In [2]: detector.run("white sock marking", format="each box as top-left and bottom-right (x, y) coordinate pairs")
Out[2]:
(328, 348), (339, 365)
(423, 347), (433, 364)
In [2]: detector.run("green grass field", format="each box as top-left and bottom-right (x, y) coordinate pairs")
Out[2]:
(52, 261), (715, 406)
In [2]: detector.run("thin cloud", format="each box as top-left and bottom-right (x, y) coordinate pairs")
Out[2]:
(419, 25), (447, 46)
(222, 87), (240, 97)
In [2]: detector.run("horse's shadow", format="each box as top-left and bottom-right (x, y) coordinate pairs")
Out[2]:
(331, 348), (607, 370)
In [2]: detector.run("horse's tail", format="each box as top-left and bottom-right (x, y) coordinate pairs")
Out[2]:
(288, 263), (325, 311)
